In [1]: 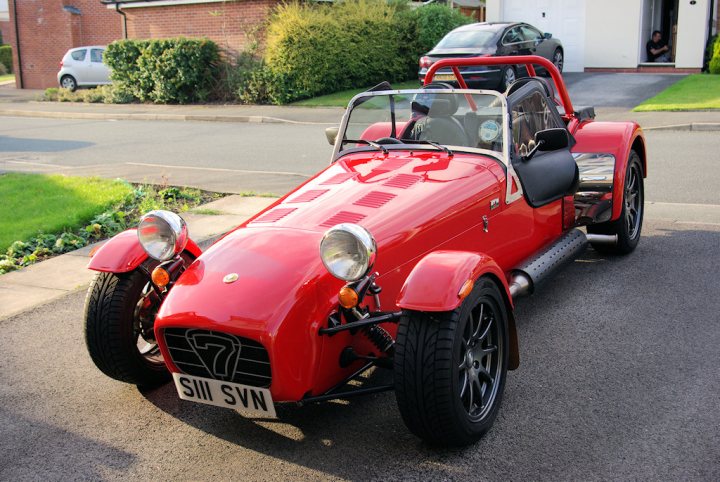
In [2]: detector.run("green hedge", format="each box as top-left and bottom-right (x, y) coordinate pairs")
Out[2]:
(104, 38), (219, 103)
(709, 35), (720, 74)
(243, 1), (471, 104)
(0, 45), (13, 73)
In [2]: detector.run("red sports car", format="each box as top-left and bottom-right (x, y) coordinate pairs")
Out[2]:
(84, 56), (646, 446)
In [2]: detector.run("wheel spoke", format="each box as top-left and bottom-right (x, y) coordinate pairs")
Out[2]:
(481, 345), (497, 357)
(477, 315), (493, 343)
(463, 313), (473, 344)
(467, 376), (474, 411)
(459, 371), (469, 398)
(473, 378), (484, 410)
(471, 304), (484, 340)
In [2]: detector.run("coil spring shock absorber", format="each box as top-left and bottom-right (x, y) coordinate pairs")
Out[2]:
(363, 324), (394, 354)
(362, 281), (394, 354)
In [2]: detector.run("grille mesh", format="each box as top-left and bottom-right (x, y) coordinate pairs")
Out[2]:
(164, 328), (271, 388)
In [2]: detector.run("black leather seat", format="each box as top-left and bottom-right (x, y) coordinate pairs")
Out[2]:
(418, 99), (469, 146)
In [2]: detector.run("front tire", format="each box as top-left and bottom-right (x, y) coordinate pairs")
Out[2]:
(588, 150), (644, 255)
(394, 277), (509, 446)
(84, 268), (170, 387)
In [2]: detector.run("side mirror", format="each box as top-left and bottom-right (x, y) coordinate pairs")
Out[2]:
(536, 128), (570, 151)
(325, 126), (339, 146)
(544, 32), (552, 39)
(522, 128), (570, 161)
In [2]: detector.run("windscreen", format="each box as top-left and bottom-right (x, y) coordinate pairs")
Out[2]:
(435, 30), (496, 49)
(341, 90), (505, 156)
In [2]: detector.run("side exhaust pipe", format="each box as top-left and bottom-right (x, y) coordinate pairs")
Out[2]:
(509, 229), (616, 299)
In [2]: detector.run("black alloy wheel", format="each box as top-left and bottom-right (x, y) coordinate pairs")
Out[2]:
(588, 149), (644, 255)
(457, 300), (503, 421)
(394, 276), (509, 446)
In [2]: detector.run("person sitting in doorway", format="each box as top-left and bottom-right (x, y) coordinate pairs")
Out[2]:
(646, 30), (671, 62)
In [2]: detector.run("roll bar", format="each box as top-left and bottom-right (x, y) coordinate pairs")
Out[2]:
(424, 55), (574, 117)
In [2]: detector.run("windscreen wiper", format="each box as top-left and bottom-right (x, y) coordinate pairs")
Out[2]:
(399, 139), (454, 158)
(344, 139), (389, 155)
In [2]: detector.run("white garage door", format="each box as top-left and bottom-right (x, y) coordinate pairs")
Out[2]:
(502, 0), (586, 72)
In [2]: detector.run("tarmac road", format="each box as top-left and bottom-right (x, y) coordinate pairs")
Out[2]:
(0, 218), (718, 480)
(1, 116), (719, 202)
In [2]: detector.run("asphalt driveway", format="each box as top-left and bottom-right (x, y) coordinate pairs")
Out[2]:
(562, 72), (684, 108)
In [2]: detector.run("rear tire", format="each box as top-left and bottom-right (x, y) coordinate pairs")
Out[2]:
(588, 150), (644, 255)
(60, 75), (77, 92)
(84, 268), (170, 387)
(552, 48), (564, 73)
(394, 277), (509, 446)
(500, 66), (517, 92)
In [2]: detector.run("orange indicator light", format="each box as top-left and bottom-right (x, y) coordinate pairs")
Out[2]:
(458, 279), (474, 299)
(338, 286), (359, 309)
(151, 266), (170, 288)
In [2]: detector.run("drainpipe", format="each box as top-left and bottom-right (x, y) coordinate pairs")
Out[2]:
(115, 3), (128, 39)
(12, 0), (23, 88)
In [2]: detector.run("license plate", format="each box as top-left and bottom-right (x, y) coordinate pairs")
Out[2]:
(172, 373), (276, 417)
(434, 74), (456, 81)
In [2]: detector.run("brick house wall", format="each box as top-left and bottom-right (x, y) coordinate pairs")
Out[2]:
(8, 0), (121, 89)
(122, 0), (276, 57)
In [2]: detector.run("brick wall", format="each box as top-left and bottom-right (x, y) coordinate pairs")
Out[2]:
(9, 0), (121, 89)
(124, 0), (276, 57)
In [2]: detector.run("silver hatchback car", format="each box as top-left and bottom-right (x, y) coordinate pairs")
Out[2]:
(57, 46), (111, 91)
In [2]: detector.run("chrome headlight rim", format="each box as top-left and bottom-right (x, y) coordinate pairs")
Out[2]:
(320, 223), (377, 282)
(137, 210), (188, 262)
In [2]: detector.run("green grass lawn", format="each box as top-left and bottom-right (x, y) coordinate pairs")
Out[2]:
(292, 80), (423, 107)
(0, 74), (15, 83)
(0, 173), (133, 252)
(634, 74), (720, 111)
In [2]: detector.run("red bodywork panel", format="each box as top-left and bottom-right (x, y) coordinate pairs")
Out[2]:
(154, 150), (562, 401)
(88, 229), (202, 273)
(397, 251), (511, 312)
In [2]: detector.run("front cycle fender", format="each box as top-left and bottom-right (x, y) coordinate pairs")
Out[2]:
(88, 229), (202, 273)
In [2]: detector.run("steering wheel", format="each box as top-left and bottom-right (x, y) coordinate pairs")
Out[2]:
(375, 137), (404, 145)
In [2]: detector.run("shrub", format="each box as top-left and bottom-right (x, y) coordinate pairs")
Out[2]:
(0, 63), (7, 76)
(709, 35), (720, 75)
(0, 45), (12, 73)
(43, 88), (59, 101)
(105, 38), (220, 103)
(246, 1), (472, 104)
(413, 4), (473, 55)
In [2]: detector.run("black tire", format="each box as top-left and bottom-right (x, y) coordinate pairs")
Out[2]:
(588, 150), (644, 255)
(394, 276), (509, 446)
(552, 48), (564, 74)
(60, 75), (77, 92)
(500, 66), (517, 91)
(84, 268), (170, 387)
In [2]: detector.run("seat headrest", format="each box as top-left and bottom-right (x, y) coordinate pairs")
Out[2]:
(428, 99), (455, 117)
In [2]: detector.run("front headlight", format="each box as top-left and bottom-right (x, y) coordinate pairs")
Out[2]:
(320, 223), (376, 281)
(137, 210), (188, 261)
